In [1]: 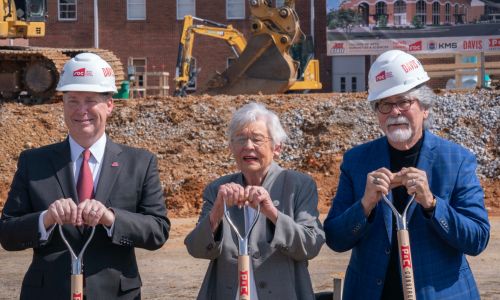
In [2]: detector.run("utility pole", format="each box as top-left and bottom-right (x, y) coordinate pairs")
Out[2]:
(94, 0), (99, 48)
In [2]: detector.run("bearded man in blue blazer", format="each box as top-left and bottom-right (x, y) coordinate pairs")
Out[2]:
(324, 50), (490, 299)
(0, 53), (170, 300)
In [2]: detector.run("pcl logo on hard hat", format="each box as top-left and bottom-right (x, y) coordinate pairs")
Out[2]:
(401, 60), (420, 73)
(102, 67), (114, 77)
(375, 70), (393, 82)
(73, 68), (93, 77)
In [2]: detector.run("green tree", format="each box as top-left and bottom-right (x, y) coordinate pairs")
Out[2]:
(327, 9), (361, 34)
(377, 15), (388, 28)
(412, 15), (424, 28)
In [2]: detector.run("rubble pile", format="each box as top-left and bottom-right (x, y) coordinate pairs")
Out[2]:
(0, 90), (498, 217)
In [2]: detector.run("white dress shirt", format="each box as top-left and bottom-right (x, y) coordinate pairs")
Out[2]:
(38, 134), (113, 240)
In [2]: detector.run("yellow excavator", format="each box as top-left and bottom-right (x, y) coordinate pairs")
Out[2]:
(0, 0), (124, 103)
(174, 0), (322, 96)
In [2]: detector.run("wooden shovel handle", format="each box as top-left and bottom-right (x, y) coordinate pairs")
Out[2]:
(238, 255), (251, 300)
(71, 274), (83, 300)
(397, 229), (416, 300)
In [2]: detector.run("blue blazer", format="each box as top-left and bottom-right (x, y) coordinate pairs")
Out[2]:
(324, 130), (490, 300)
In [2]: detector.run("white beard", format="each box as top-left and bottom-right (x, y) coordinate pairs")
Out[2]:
(385, 116), (413, 143)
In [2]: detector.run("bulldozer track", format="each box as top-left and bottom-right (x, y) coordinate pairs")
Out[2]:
(0, 47), (125, 104)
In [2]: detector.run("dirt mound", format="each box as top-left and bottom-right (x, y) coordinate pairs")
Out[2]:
(0, 92), (498, 217)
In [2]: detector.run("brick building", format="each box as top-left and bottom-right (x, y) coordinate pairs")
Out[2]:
(340, 0), (482, 27)
(29, 0), (331, 94)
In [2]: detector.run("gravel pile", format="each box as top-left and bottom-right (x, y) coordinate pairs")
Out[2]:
(277, 90), (499, 179)
(0, 90), (498, 216)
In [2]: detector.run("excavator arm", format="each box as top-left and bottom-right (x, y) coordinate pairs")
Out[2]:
(174, 15), (247, 96)
(174, 0), (321, 96)
(202, 0), (303, 95)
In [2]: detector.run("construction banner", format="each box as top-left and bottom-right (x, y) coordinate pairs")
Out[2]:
(327, 35), (500, 56)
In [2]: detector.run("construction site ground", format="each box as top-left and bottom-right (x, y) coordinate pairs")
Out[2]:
(0, 91), (499, 298)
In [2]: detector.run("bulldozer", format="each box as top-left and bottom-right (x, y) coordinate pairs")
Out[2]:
(0, 0), (124, 103)
(174, 0), (322, 96)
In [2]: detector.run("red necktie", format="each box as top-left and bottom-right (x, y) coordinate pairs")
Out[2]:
(77, 149), (94, 202)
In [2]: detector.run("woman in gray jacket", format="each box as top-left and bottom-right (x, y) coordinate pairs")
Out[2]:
(184, 102), (325, 300)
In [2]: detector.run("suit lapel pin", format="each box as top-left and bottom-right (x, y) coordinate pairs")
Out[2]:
(273, 200), (280, 207)
(111, 162), (119, 167)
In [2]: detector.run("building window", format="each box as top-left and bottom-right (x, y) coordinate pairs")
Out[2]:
(358, 3), (369, 26)
(227, 0), (245, 19)
(416, 0), (427, 25)
(445, 3), (451, 23)
(128, 57), (146, 97)
(375, 1), (387, 25)
(454, 3), (459, 24)
(127, 0), (146, 20)
(351, 77), (357, 92)
(58, 0), (76, 21)
(227, 57), (237, 67)
(340, 77), (346, 93)
(394, 0), (407, 26)
(432, 2), (440, 25)
(177, 0), (196, 20)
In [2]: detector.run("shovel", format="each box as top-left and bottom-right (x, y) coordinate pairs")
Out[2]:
(58, 225), (95, 300)
(382, 194), (416, 300)
(224, 202), (260, 300)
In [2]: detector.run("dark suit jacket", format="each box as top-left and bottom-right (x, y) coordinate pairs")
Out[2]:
(0, 138), (170, 300)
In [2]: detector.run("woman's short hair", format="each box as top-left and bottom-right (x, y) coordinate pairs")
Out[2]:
(228, 102), (288, 146)
(370, 84), (435, 129)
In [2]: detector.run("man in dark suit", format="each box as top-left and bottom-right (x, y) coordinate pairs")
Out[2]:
(0, 53), (170, 300)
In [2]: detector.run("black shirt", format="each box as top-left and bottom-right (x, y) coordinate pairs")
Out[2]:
(380, 134), (423, 300)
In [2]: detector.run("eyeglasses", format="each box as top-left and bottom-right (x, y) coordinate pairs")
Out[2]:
(376, 99), (415, 114)
(231, 135), (271, 147)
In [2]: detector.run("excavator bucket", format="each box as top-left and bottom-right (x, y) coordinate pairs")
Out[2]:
(201, 33), (297, 95)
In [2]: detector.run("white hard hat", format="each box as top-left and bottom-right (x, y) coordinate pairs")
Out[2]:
(56, 52), (118, 93)
(367, 50), (429, 102)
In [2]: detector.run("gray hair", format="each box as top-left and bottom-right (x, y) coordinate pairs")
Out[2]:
(228, 102), (288, 146)
(370, 84), (435, 129)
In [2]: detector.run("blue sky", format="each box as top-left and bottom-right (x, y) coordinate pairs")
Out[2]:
(327, 0), (341, 11)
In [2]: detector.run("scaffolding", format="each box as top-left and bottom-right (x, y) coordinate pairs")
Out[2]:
(130, 71), (170, 98)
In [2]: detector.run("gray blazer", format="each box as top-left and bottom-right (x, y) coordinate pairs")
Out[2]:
(185, 163), (325, 300)
(0, 138), (170, 300)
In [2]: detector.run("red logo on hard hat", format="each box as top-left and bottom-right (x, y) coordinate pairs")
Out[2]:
(73, 68), (93, 77)
(401, 60), (420, 73)
(409, 41), (422, 51)
(102, 67), (114, 77)
(375, 70), (392, 82)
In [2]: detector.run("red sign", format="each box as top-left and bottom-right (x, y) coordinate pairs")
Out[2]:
(489, 38), (500, 48)
(409, 41), (422, 51)
(401, 245), (412, 268)
(401, 60), (420, 73)
(330, 42), (345, 54)
(239, 270), (249, 296)
(463, 40), (483, 50)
